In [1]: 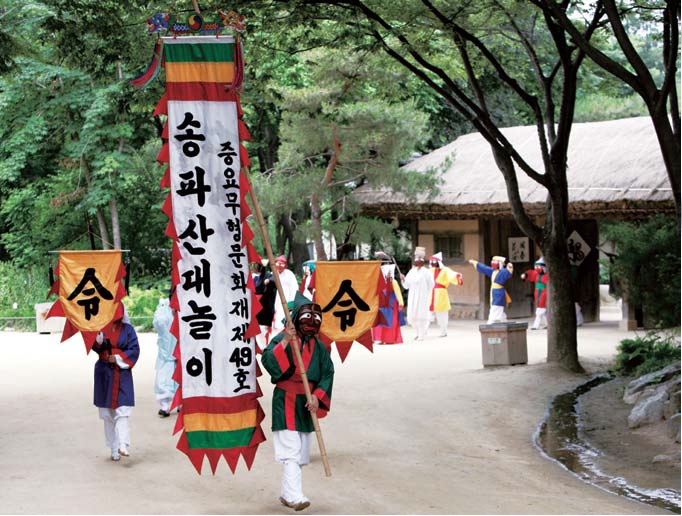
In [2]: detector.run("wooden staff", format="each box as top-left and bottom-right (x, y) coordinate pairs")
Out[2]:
(242, 166), (332, 477)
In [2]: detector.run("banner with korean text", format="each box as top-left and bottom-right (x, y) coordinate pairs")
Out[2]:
(155, 36), (265, 474)
(312, 261), (385, 362)
(46, 250), (127, 352)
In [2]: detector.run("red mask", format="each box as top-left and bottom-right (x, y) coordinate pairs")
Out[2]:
(491, 261), (500, 270)
(535, 266), (544, 273)
(275, 262), (286, 273)
(430, 261), (439, 268)
(296, 305), (322, 336)
(414, 258), (424, 267)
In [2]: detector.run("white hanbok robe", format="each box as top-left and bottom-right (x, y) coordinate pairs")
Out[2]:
(403, 266), (435, 339)
(273, 268), (299, 330)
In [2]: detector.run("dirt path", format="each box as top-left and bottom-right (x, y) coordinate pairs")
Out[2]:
(0, 314), (671, 514)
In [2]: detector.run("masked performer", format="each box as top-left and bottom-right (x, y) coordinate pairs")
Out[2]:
(429, 252), (463, 337)
(272, 255), (299, 332)
(469, 256), (513, 324)
(92, 307), (140, 461)
(261, 292), (334, 512)
(521, 257), (549, 330)
(153, 297), (177, 417)
(372, 264), (405, 345)
(403, 247), (435, 341)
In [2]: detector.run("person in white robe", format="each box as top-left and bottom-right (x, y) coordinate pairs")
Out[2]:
(272, 255), (299, 332)
(403, 247), (435, 341)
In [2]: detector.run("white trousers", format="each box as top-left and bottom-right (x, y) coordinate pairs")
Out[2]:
(532, 308), (547, 329)
(156, 394), (173, 412)
(99, 406), (132, 451)
(411, 318), (430, 339)
(274, 430), (312, 504)
(434, 311), (448, 336)
(487, 305), (507, 324)
(575, 303), (584, 326)
(255, 325), (271, 350)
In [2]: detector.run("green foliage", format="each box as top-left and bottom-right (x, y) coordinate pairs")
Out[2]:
(124, 285), (165, 331)
(0, 260), (167, 332)
(612, 331), (681, 377)
(602, 215), (680, 328)
(575, 93), (648, 122)
(0, 262), (50, 317)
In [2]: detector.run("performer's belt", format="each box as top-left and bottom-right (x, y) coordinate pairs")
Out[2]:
(277, 379), (314, 395)
(434, 284), (446, 289)
(491, 283), (512, 304)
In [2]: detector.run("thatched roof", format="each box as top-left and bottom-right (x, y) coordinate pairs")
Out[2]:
(355, 117), (675, 219)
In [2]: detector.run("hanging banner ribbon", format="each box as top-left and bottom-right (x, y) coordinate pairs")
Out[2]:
(45, 250), (126, 351)
(152, 35), (265, 474)
(312, 261), (384, 362)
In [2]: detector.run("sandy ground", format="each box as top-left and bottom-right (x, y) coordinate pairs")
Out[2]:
(0, 306), (672, 515)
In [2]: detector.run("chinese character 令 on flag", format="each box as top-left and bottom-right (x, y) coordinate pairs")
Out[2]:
(313, 261), (384, 362)
(46, 250), (126, 351)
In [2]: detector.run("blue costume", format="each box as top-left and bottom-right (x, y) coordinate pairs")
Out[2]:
(92, 322), (140, 408)
(92, 320), (140, 460)
(475, 263), (512, 307)
(153, 298), (178, 416)
(470, 256), (513, 324)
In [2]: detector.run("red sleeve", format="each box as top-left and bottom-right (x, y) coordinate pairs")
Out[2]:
(524, 270), (538, 283)
(273, 340), (291, 371)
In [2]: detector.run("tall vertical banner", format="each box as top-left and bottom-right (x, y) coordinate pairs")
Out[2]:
(45, 250), (127, 351)
(313, 261), (385, 362)
(153, 35), (265, 474)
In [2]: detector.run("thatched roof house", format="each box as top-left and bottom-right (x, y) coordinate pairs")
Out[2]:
(356, 116), (675, 220)
(355, 117), (675, 325)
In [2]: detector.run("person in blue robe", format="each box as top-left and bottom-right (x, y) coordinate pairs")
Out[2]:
(92, 309), (140, 461)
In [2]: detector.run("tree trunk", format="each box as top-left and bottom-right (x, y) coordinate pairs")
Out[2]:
(109, 198), (121, 249)
(647, 109), (681, 218)
(81, 157), (111, 249)
(543, 233), (583, 373)
(96, 209), (112, 249)
(310, 191), (328, 261)
(276, 213), (290, 257)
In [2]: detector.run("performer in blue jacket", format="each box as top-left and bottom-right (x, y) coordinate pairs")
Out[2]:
(92, 308), (140, 461)
(469, 256), (513, 323)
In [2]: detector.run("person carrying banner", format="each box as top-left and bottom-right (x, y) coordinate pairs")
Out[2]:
(253, 259), (277, 351)
(521, 257), (549, 330)
(403, 247), (435, 341)
(429, 252), (463, 337)
(261, 292), (334, 512)
(92, 307), (140, 461)
(372, 263), (405, 345)
(469, 256), (513, 324)
(272, 255), (299, 332)
(153, 297), (178, 417)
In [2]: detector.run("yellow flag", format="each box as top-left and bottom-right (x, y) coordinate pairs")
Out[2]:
(314, 261), (381, 343)
(58, 250), (122, 332)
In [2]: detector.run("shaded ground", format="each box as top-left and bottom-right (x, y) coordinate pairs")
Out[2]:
(0, 306), (672, 514)
(580, 376), (680, 492)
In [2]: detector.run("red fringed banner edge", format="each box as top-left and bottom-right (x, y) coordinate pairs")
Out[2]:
(46, 260), (128, 354)
(317, 270), (387, 363)
(157, 81), (266, 474)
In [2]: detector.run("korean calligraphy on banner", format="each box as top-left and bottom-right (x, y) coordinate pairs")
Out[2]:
(45, 250), (127, 352)
(153, 35), (266, 474)
(312, 261), (385, 362)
